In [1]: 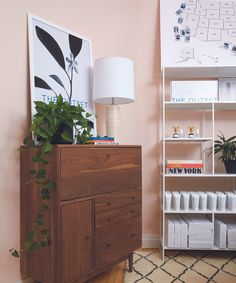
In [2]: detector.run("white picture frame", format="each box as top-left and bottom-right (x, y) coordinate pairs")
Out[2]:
(28, 14), (95, 120)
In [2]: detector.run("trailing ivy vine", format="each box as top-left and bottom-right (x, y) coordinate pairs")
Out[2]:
(10, 95), (94, 257)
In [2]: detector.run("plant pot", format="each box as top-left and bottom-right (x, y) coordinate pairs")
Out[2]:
(224, 160), (236, 174)
(52, 123), (73, 144)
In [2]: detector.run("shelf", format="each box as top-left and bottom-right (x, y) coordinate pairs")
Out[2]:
(163, 66), (236, 79)
(161, 67), (236, 258)
(164, 209), (213, 214)
(164, 209), (236, 214)
(164, 246), (236, 251)
(164, 138), (213, 143)
(164, 102), (212, 110)
(164, 101), (236, 110)
(163, 174), (236, 177)
(214, 101), (236, 110)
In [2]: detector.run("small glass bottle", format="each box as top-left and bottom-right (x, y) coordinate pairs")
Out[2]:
(196, 128), (200, 138)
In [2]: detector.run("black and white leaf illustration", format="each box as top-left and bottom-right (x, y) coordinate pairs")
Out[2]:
(35, 26), (66, 70)
(49, 74), (65, 88)
(69, 34), (83, 58)
(34, 76), (52, 90)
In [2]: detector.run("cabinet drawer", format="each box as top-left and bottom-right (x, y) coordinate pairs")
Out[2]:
(95, 190), (141, 214)
(95, 202), (141, 229)
(60, 147), (141, 201)
(95, 216), (141, 268)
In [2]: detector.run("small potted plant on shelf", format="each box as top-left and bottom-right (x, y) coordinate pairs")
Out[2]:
(213, 132), (236, 174)
(9, 95), (94, 257)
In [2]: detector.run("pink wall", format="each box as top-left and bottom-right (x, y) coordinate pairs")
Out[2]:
(0, 0), (160, 281)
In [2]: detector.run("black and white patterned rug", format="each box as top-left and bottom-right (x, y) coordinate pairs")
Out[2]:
(124, 250), (236, 283)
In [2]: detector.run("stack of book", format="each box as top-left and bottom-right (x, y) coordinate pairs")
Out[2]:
(166, 160), (204, 174)
(165, 215), (188, 248)
(214, 218), (236, 249)
(226, 220), (236, 249)
(182, 215), (214, 249)
(214, 218), (227, 249)
(86, 136), (120, 145)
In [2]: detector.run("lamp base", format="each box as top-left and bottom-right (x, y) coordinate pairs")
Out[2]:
(106, 105), (120, 142)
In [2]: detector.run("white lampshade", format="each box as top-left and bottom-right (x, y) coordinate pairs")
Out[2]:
(92, 57), (135, 104)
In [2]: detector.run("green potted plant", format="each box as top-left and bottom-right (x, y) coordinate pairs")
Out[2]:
(32, 94), (94, 144)
(9, 95), (94, 257)
(213, 132), (236, 174)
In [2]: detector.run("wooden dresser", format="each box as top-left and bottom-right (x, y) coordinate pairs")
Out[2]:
(20, 145), (142, 283)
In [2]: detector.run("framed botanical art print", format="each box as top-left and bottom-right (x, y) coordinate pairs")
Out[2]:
(28, 14), (94, 119)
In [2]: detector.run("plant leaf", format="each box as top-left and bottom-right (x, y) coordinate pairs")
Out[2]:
(41, 229), (49, 237)
(36, 214), (44, 226)
(48, 180), (56, 191)
(37, 168), (46, 178)
(40, 204), (49, 211)
(26, 230), (36, 242)
(9, 249), (20, 257)
(41, 239), (49, 247)
(43, 142), (52, 154)
(35, 76), (52, 90)
(49, 74), (65, 89)
(69, 34), (83, 58)
(25, 241), (40, 251)
(61, 131), (73, 142)
(35, 26), (65, 70)
(23, 136), (35, 147)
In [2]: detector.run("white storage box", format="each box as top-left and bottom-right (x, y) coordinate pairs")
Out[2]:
(219, 78), (236, 101)
(214, 219), (227, 249)
(171, 80), (218, 103)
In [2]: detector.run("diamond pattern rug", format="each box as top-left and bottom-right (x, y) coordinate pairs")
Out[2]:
(124, 250), (236, 283)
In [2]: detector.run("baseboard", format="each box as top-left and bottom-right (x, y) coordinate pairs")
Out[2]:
(16, 278), (35, 283)
(142, 234), (160, 248)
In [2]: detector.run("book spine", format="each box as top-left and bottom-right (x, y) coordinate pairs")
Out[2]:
(88, 137), (114, 140)
(94, 141), (120, 145)
(166, 164), (204, 168)
(166, 168), (203, 174)
(87, 140), (115, 143)
(166, 160), (203, 164)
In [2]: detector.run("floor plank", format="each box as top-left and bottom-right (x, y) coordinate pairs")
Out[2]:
(86, 261), (126, 283)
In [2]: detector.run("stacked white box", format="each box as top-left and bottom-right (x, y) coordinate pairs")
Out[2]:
(182, 215), (214, 249)
(165, 215), (188, 248)
(177, 215), (188, 248)
(173, 216), (181, 248)
(214, 218), (227, 249)
(225, 220), (236, 249)
(165, 215), (174, 248)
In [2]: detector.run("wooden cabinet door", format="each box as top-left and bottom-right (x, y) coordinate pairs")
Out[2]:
(61, 200), (93, 282)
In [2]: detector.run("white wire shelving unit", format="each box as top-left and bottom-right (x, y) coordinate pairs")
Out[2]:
(160, 66), (236, 259)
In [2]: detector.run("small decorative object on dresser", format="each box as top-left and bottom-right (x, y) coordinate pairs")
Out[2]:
(20, 145), (142, 283)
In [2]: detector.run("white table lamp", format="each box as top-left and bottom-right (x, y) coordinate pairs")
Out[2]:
(93, 57), (135, 141)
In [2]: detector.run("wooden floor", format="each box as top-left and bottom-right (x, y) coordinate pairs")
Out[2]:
(86, 261), (127, 283)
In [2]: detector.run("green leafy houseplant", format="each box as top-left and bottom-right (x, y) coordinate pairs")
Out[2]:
(9, 95), (94, 257)
(213, 132), (236, 174)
